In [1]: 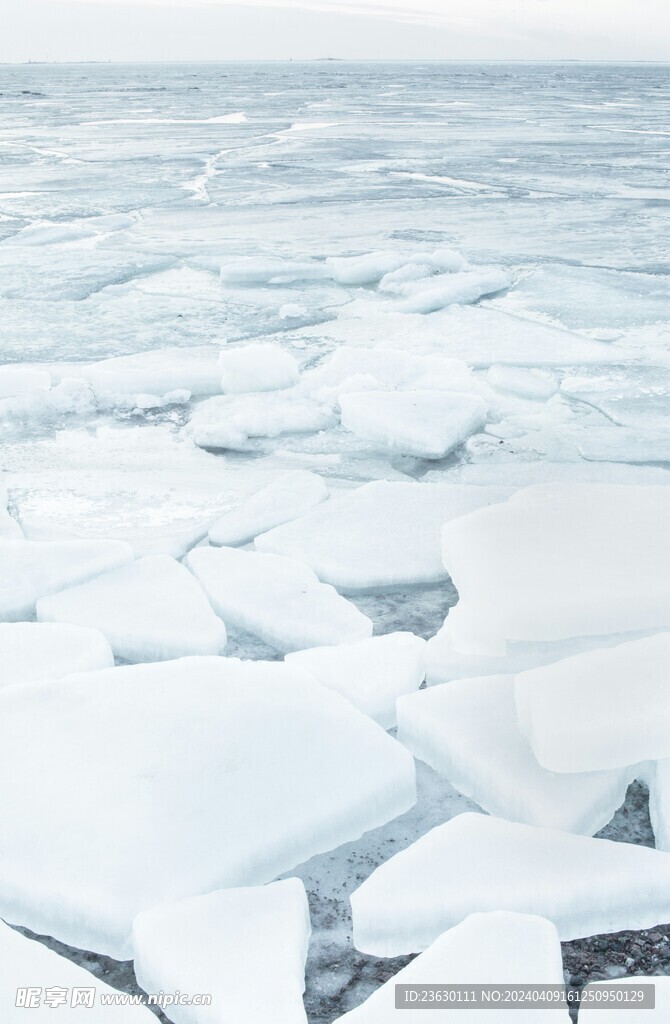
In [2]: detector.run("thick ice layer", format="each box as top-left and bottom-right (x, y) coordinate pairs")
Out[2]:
(325, 252), (407, 286)
(0, 622), (113, 687)
(350, 813), (670, 956)
(37, 555), (227, 663)
(396, 269), (512, 314)
(441, 484), (670, 655)
(579, 978), (670, 1023)
(286, 632), (426, 729)
(337, 912), (568, 1023)
(76, 346), (225, 398)
(0, 378), (95, 434)
(0, 538), (133, 621)
(187, 547), (372, 653)
(219, 344), (299, 394)
(397, 676), (633, 833)
(649, 760), (670, 853)
(0, 365), (50, 398)
(256, 481), (510, 591)
(0, 922), (154, 1022)
(0, 657), (416, 957)
(133, 879), (311, 1024)
(340, 391), (487, 459)
(189, 390), (335, 451)
(515, 634), (670, 773)
(209, 470), (328, 547)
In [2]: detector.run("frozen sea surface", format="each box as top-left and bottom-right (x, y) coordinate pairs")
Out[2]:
(1, 60), (669, 1022)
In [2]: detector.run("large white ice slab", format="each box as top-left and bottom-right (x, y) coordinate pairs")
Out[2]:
(37, 555), (227, 663)
(219, 344), (299, 394)
(286, 632), (426, 729)
(209, 470), (328, 547)
(186, 546), (372, 652)
(397, 675), (633, 833)
(78, 346), (225, 398)
(441, 484), (670, 655)
(515, 634), (670, 773)
(340, 391), (487, 459)
(0, 922), (155, 1022)
(0, 657), (416, 957)
(189, 390), (335, 451)
(350, 813), (670, 955)
(256, 481), (511, 591)
(0, 538), (133, 621)
(133, 879), (310, 1024)
(336, 912), (569, 1023)
(396, 269), (512, 314)
(0, 622), (113, 687)
(579, 978), (670, 1023)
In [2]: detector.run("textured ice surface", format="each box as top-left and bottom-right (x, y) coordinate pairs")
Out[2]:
(441, 485), (670, 655)
(286, 632), (426, 729)
(397, 675), (633, 833)
(0, 922), (154, 1022)
(579, 978), (670, 1023)
(0, 538), (133, 621)
(133, 879), (311, 1024)
(340, 391), (487, 459)
(0, 622), (113, 687)
(187, 546), (372, 653)
(0, 657), (415, 957)
(219, 343), (299, 394)
(189, 391), (335, 451)
(37, 554), (227, 663)
(351, 813), (670, 956)
(336, 913), (569, 1023)
(208, 470), (328, 547)
(256, 481), (511, 591)
(395, 268), (512, 313)
(516, 635), (670, 773)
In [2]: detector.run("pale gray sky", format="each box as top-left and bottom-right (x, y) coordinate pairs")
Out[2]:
(2, 0), (669, 63)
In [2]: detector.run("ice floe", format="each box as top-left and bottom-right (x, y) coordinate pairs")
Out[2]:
(395, 268), (512, 314)
(0, 365), (51, 398)
(208, 470), (328, 547)
(78, 345), (225, 398)
(189, 390), (335, 451)
(0, 622), (113, 687)
(219, 343), (299, 394)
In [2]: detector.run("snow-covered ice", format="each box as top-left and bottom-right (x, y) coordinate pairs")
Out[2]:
(0, 922), (155, 1022)
(208, 470), (328, 547)
(256, 481), (511, 590)
(0, 622), (113, 687)
(397, 675), (634, 833)
(36, 555), (227, 663)
(515, 634), (670, 772)
(189, 390), (335, 451)
(219, 344), (299, 394)
(340, 391), (487, 459)
(0, 657), (415, 957)
(78, 345), (225, 398)
(286, 632), (426, 729)
(0, 538), (133, 621)
(0, 365), (50, 398)
(441, 485), (670, 656)
(350, 813), (670, 955)
(187, 546), (372, 652)
(336, 912), (569, 1023)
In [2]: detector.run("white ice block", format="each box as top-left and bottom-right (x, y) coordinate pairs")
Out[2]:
(0, 657), (416, 957)
(186, 546), (371, 653)
(80, 346), (225, 398)
(133, 879), (311, 1024)
(305, 347), (474, 404)
(286, 632), (426, 729)
(340, 390), (487, 460)
(190, 390), (335, 451)
(336, 912), (569, 1023)
(219, 344), (299, 394)
(0, 622), (113, 687)
(256, 481), (510, 591)
(396, 269), (512, 314)
(0, 922), (155, 1022)
(397, 675), (633, 833)
(209, 470), (328, 547)
(441, 484), (670, 655)
(350, 813), (670, 956)
(515, 634), (670, 773)
(37, 554), (227, 663)
(0, 538), (133, 621)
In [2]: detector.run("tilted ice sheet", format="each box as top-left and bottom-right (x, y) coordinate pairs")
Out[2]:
(133, 879), (311, 1024)
(0, 622), (113, 687)
(189, 390), (336, 451)
(37, 554), (227, 663)
(350, 813), (670, 956)
(0, 657), (416, 958)
(208, 470), (328, 547)
(255, 481), (512, 591)
(336, 912), (569, 1023)
(397, 675), (634, 834)
(441, 484), (670, 655)
(186, 546), (372, 653)
(515, 634), (670, 773)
